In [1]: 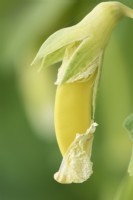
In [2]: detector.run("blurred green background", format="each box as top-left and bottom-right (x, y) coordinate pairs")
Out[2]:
(0, 0), (133, 200)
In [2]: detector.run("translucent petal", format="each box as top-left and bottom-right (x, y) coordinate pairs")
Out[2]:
(56, 36), (103, 84)
(31, 25), (90, 67)
(54, 122), (98, 184)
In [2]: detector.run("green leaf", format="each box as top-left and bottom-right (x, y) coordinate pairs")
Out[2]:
(124, 113), (133, 176)
(128, 147), (133, 176)
(124, 113), (133, 141)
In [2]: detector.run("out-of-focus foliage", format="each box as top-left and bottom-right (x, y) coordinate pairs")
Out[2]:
(0, 0), (133, 200)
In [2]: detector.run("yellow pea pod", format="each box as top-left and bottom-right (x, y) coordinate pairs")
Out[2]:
(54, 76), (95, 155)
(31, 1), (133, 184)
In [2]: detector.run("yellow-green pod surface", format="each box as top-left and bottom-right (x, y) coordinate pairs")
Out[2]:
(54, 77), (94, 155)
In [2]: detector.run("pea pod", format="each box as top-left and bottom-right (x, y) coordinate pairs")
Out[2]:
(32, 2), (133, 184)
(55, 77), (94, 155)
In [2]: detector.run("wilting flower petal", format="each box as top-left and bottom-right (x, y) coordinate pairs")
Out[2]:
(54, 122), (97, 184)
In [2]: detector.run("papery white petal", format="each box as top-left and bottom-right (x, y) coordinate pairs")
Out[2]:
(54, 122), (98, 184)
